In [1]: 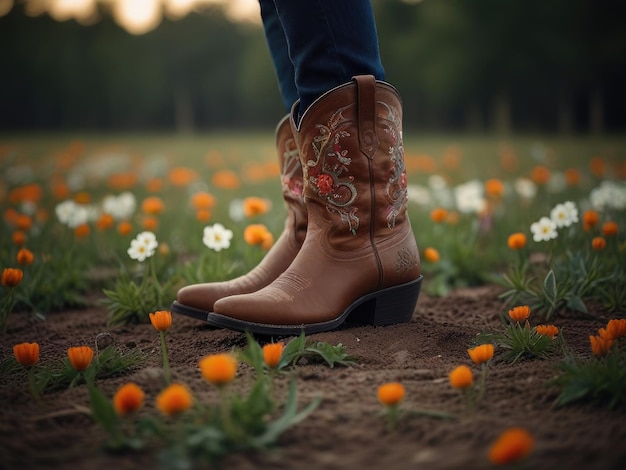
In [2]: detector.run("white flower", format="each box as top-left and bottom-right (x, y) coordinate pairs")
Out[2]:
(514, 177), (537, 200)
(203, 223), (233, 252)
(228, 199), (245, 222)
(127, 231), (158, 262)
(102, 191), (136, 220)
(530, 216), (558, 242)
(454, 180), (486, 214)
(550, 201), (578, 228)
(590, 181), (626, 210)
(428, 175), (448, 191)
(55, 200), (89, 228)
(407, 184), (431, 207)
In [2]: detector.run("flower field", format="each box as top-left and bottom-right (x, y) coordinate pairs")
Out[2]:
(1, 132), (625, 469)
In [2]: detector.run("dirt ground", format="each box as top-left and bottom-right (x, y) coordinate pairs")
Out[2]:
(1, 285), (625, 470)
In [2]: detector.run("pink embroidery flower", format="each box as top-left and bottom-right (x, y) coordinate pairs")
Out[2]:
(400, 171), (407, 188)
(317, 174), (334, 195)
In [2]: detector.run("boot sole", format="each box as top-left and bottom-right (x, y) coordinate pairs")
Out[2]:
(197, 275), (422, 336)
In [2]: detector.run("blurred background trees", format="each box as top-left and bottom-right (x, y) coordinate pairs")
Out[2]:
(1, 0), (625, 133)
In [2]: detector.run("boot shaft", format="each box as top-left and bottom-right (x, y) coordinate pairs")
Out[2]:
(291, 75), (410, 251)
(276, 115), (307, 243)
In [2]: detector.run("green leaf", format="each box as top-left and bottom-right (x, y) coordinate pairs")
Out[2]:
(304, 342), (355, 368)
(87, 382), (118, 437)
(543, 270), (557, 306)
(279, 331), (307, 368)
(251, 380), (321, 448)
(566, 295), (588, 314)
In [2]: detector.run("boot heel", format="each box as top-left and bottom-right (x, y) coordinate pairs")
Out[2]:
(347, 275), (423, 326)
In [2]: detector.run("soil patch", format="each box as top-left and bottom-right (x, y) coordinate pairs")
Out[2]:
(1, 286), (624, 470)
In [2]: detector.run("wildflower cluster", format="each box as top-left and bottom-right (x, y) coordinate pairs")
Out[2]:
(552, 318), (626, 409)
(10, 340), (143, 396)
(103, 231), (176, 325)
(479, 305), (561, 364)
(500, 197), (624, 320)
(85, 331), (358, 467)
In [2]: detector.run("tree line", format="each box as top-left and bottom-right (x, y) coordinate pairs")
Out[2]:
(1, 0), (625, 133)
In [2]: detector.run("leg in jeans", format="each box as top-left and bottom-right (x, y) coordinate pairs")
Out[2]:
(259, 0), (298, 111)
(271, 0), (385, 114)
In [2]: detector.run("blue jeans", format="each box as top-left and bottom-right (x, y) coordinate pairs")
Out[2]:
(260, 0), (385, 114)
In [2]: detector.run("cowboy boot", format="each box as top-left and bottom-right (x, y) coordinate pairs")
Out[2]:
(210, 75), (422, 335)
(171, 115), (307, 320)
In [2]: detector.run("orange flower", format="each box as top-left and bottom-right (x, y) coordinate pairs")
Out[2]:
(530, 165), (550, 185)
(156, 383), (193, 416)
(149, 310), (172, 332)
(16, 248), (35, 265)
(2, 268), (24, 287)
(582, 210), (600, 231)
(262, 342), (284, 369)
(564, 168), (581, 186)
(12, 230), (26, 246)
(430, 208), (448, 223)
(599, 319), (626, 341)
(500, 148), (518, 171)
(243, 197), (271, 218)
(117, 221), (133, 236)
(535, 324), (559, 339)
(52, 181), (70, 199)
(488, 427), (534, 465)
(146, 177), (163, 192)
(74, 192), (91, 204)
(211, 169), (240, 190)
(74, 223), (90, 238)
(107, 172), (137, 190)
(449, 365), (473, 389)
(15, 214), (32, 231)
(485, 179), (504, 199)
(96, 213), (115, 231)
(508, 305), (530, 323)
(68, 346), (94, 371)
(190, 191), (216, 211)
(199, 353), (238, 386)
(113, 383), (145, 416)
(589, 335), (613, 357)
(168, 167), (199, 186)
(446, 211), (459, 225)
(507, 232), (526, 250)
(244, 224), (273, 248)
(196, 209), (212, 222)
(141, 196), (164, 215)
(467, 344), (494, 365)
(423, 247), (440, 263)
(9, 183), (43, 204)
(601, 221), (618, 237)
(591, 237), (606, 251)
(377, 382), (405, 406)
(589, 156), (605, 177)
(142, 216), (159, 231)
(442, 146), (461, 170)
(13, 342), (40, 367)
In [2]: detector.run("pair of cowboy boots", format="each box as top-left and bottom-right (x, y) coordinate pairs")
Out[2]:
(171, 75), (422, 335)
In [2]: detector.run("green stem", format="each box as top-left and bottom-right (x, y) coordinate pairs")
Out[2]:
(27, 367), (40, 402)
(159, 331), (171, 384)
(1, 288), (17, 334)
(478, 363), (488, 403)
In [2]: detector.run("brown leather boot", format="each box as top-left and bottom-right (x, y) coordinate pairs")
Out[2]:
(210, 75), (422, 335)
(171, 115), (307, 320)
